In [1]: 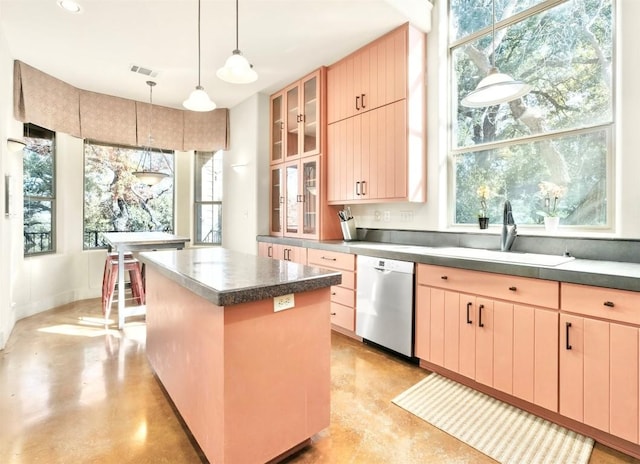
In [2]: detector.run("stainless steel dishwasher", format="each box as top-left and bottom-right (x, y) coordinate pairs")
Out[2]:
(356, 255), (415, 357)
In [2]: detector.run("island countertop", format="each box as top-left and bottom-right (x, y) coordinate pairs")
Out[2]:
(138, 247), (342, 307)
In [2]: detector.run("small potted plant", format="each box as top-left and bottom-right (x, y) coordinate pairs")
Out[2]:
(477, 186), (490, 229)
(537, 181), (566, 232)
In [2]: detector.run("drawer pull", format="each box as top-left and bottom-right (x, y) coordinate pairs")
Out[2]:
(508, 286), (517, 291)
(267, 245), (273, 258)
(566, 322), (572, 350)
(321, 256), (337, 261)
(478, 304), (485, 328)
(466, 302), (473, 324)
(330, 312), (337, 316)
(441, 276), (448, 280)
(603, 301), (615, 308)
(331, 292), (336, 296)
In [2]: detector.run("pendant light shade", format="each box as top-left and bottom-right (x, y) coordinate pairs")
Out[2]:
(461, 0), (531, 108)
(183, 0), (216, 112)
(217, 0), (258, 84)
(6, 138), (27, 152)
(134, 81), (170, 186)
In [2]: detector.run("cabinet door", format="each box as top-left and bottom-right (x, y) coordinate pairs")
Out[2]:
(533, 308), (558, 412)
(493, 301), (513, 395)
(583, 317), (610, 432)
(415, 285), (431, 361)
(258, 242), (273, 258)
(610, 324), (638, 443)
(458, 295), (476, 379)
(270, 92), (285, 164)
(513, 305), (535, 403)
(443, 291), (460, 373)
(284, 161), (299, 236)
(475, 297), (494, 387)
(327, 118), (348, 203)
(285, 82), (300, 159)
(270, 165), (284, 236)
(300, 157), (319, 239)
(560, 314), (584, 422)
(429, 287), (445, 367)
(301, 72), (320, 157)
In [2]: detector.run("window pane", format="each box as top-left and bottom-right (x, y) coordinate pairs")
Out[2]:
(23, 138), (54, 197)
(195, 151), (222, 202)
(453, 0), (613, 148)
(454, 129), (608, 226)
(450, 0), (547, 41)
(24, 199), (54, 254)
(84, 143), (174, 249)
(196, 203), (222, 244)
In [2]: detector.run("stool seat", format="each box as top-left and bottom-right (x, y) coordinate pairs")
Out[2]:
(102, 253), (145, 318)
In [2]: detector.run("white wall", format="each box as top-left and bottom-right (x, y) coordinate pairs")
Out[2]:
(222, 93), (270, 253)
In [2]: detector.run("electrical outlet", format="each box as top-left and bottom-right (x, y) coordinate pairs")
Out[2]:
(374, 210), (381, 221)
(383, 211), (391, 222)
(274, 293), (295, 312)
(400, 211), (414, 222)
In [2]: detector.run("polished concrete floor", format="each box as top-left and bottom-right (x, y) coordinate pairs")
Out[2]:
(1, 299), (638, 464)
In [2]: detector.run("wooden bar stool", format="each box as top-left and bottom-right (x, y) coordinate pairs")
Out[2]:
(102, 252), (145, 317)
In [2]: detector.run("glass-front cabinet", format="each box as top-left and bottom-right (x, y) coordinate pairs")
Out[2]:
(281, 70), (321, 161)
(284, 161), (299, 235)
(301, 157), (319, 236)
(270, 165), (284, 235)
(280, 156), (320, 239)
(270, 92), (284, 164)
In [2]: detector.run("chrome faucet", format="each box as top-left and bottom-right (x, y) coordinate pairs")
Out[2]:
(501, 200), (517, 252)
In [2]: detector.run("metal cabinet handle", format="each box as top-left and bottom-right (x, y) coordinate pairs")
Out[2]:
(565, 322), (572, 350)
(279, 196), (284, 204)
(466, 302), (473, 324)
(440, 276), (448, 280)
(331, 292), (336, 296)
(478, 304), (484, 327)
(267, 245), (273, 258)
(355, 181), (361, 196)
(355, 95), (360, 111)
(284, 248), (290, 261)
(301, 113), (305, 123)
(321, 256), (337, 261)
(280, 122), (284, 130)
(509, 286), (517, 291)
(603, 301), (615, 308)
(361, 180), (366, 195)
(361, 93), (366, 109)
(330, 312), (337, 316)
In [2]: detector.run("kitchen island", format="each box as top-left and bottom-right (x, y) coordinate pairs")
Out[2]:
(138, 247), (342, 464)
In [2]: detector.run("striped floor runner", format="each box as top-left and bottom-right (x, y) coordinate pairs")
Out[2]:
(392, 374), (594, 464)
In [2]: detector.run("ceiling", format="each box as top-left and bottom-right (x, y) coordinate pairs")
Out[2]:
(0, 0), (432, 110)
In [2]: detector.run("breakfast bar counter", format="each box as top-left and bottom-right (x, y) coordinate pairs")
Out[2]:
(138, 248), (341, 464)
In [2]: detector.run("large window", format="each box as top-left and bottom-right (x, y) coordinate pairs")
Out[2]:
(83, 142), (174, 249)
(450, 0), (613, 228)
(194, 151), (222, 245)
(23, 124), (56, 255)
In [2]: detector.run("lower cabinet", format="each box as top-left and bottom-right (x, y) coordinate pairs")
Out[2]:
(560, 283), (640, 444)
(258, 242), (307, 265)
(307, 248), (356, 333)
(415, 264), (559, 412)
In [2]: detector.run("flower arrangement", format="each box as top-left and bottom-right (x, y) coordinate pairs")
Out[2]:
(477, 185), (490, 218)
(537, 181), (567, 217)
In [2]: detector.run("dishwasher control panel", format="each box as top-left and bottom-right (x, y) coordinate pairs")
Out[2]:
(359, 255), (414, 274)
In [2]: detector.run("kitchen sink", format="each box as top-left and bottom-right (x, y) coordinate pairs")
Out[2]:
(424, 247), (575, 267)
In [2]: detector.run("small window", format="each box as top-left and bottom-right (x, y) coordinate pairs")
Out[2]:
(23, 124), (56, 256)
(83, 141), (175, 249)
(194, 151), (223, 245)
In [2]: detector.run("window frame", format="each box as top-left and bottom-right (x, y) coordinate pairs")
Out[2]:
(193, 150), (223, 246)
(23, 123), (56, 256)
(447, 0), (616, 230)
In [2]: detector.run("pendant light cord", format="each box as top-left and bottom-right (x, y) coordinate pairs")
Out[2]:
(197, 0), (202, 86)
(491, 0), (496, 68)
(235, 0), (239, 50)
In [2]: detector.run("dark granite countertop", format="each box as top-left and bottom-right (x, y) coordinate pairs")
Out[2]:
(257, 236), (640, 293)
(139, 247), (342, 307)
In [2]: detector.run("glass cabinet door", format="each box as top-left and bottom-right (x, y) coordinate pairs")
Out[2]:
(302, 73), (320, 156)
(270, 165), (283, 235)
(301, 157), (319, 237)
(270, 93), (284, 164)
(286, 85), (300, 159)
(285, 162), (299, 235)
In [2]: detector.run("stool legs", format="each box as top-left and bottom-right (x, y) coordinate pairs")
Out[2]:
(102, 253), (145, 323)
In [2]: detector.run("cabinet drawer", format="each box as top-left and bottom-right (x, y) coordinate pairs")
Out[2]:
(417, 264), (559, 309)
(339, 270), (355, 290)
(561, 283), (640, 325)
(330, 302), (355, 331)
(307, 248), (355, 271)
(331, 286), (354, 307)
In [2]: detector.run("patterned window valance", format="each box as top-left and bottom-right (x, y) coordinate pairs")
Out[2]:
(13, 60), (229, 152)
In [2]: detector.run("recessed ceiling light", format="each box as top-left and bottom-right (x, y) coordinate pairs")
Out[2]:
(57, 0), (82, 14)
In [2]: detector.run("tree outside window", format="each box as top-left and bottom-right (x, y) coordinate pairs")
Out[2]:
(450, 0), (613, 228)
(83, 142), (174, 249)
(23, 124), (55, 255)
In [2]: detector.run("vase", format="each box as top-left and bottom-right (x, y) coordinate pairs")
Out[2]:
(478, 217), (489, 229)
(544, 216), (560, 232)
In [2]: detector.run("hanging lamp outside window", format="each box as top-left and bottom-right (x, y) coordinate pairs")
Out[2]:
(216, 0), (258, 84)
(461, 0), (531, 108)
(183, 0), (217, 111)
(134, 81), (171, 186)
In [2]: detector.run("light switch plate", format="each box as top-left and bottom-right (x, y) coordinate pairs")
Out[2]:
(274, 293), (295, 312)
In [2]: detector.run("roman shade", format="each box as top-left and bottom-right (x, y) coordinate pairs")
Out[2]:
(13, 60), (230, 152)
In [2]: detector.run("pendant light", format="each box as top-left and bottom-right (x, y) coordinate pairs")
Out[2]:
(134, 81), (170, 186)
(461, 0), (531, 108)
(216, 0), (258, 84)
(6, 138), (27, 152)
(183, 0), (216, 112)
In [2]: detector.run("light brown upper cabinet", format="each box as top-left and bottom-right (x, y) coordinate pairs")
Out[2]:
(326, 23), (426, 205)
(282, 69), (322, 161)
(270, 91), (285, 164)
